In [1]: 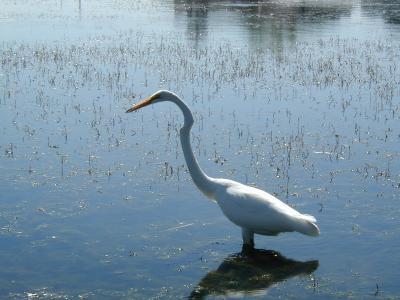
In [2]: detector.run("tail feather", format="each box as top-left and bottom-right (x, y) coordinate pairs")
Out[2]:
(302, 214), (317, 223)
(295, 215), (320, 237)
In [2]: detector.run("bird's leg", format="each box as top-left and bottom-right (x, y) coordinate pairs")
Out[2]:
(241, 227), (254, 249)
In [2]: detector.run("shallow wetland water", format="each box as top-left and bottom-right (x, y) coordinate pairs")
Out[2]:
(1, 0), (400, 299)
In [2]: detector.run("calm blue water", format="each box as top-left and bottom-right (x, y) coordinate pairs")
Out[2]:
(1, 0), (400, 299)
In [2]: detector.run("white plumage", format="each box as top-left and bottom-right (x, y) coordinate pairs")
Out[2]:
(126, 90), (320, 248)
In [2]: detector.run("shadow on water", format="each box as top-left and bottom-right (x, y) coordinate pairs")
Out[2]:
(189, 247), (319, 299)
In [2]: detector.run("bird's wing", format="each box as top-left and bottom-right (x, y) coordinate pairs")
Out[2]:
(215, 181), (309, 234)
(226, 183), (302, 217)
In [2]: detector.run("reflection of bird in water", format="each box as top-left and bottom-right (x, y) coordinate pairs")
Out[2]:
(126, 90), (319, 248)
(189, 247), (319, 299)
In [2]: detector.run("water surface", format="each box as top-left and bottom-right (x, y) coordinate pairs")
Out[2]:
(1, 0), (400, 299)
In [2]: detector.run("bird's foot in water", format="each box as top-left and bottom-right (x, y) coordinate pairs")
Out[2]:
(241, 227), (254, 253)
(241, 243), (255, 254)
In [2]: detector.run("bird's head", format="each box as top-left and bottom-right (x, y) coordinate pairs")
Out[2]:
(126, 90), (177, 113)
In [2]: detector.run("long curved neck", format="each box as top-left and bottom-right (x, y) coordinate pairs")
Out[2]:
(172, 97), (216, 198)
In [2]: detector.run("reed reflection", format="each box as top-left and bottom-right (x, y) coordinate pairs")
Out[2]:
(361, 0), (400, 25)
(174, 0), (209, 43)
(189, 247), (318, 299)
(173, 0), (353, 46)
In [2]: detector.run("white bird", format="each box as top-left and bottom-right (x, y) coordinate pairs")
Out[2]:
(126, 90), (320, 248)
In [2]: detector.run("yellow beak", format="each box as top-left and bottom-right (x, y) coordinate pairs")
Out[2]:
(126, 96), (154, 113)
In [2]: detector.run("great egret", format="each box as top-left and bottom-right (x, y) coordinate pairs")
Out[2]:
(126, 90), (320, 248)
